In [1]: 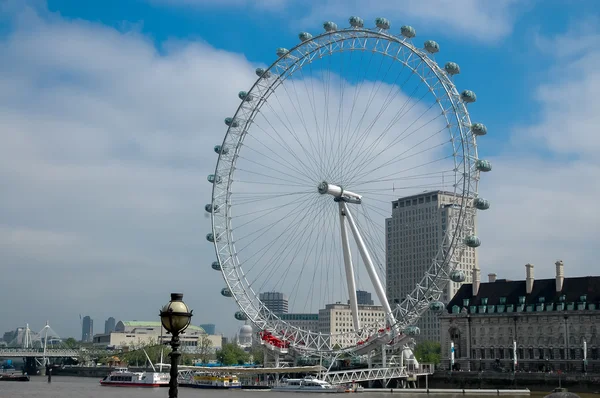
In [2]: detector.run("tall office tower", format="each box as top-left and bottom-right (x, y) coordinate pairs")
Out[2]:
(104, 317), (116, 334)
(81, 316), (94, 342)
(200, 324), (216, 335)
(259, 292), (289, 314)
(385, 191), (476, 342)
(349, 290), (374, 305)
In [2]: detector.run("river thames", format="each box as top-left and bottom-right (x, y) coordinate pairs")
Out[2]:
(1, 377), (597, 398)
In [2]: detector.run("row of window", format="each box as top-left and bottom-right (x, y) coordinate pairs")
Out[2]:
(472, 347), (599, 360)
(450, 302), (597, 314)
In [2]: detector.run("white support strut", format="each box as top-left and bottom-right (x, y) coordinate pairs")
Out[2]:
(339, 201), (360, 331)
(342, 201), (396, 327)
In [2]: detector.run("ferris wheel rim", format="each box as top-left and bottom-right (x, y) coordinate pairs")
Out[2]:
(210, 22), (481, 355)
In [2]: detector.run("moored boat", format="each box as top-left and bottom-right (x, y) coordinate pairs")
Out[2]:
(181, 372), (242, 389)
(343, 382), (364, 393)
(100, 367), (169, 387)
(0, 373), (30, 382)
(272, 376), (346, 393)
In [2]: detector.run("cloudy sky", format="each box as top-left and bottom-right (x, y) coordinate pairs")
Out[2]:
(1, 0), (599, 340)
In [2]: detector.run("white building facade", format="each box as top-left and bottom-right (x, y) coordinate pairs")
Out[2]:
(92, 321), (222, 352)
(319, 303), (385, 347)
(386, 191), (477, 342)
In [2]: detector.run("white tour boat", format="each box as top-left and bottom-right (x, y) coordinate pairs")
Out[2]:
(100, 349), (169, 387)
(272, 376), (346, 393)
(100, 367), (170, 387)
(180, 372), (242, 389)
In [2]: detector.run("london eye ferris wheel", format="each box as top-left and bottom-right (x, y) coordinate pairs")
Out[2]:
(206, 16), (491, 356)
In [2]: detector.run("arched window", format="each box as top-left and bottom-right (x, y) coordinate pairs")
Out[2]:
(569, 335), (576, 345)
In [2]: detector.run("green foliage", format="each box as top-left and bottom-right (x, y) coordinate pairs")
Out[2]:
(216, 343), (249, 365)
(197, 335), (213, 364)
(414, 340), (441, 365)
(63, 337), (79, 348)
(119, 338), (172, 367)
(250, 346), (264, 365)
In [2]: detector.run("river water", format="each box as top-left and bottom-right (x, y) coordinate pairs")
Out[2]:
(1, 376), (595, 397)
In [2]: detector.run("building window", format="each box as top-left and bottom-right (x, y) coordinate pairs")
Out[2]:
(518, 348), (524, 359)
(528, 348), (534, 359)
(570, 348), (576, 359)
(538, 348), (544, 359)
(592, 348), (598, 360)
(549, 349), (555, 359)
(560, 349), (565, 360)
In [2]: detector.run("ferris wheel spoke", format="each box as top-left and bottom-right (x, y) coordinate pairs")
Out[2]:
(343, 93), (441, 185)
(338, 60), (421, 183)
(337, 58), (425, 184)
(350, 155), (453, 186)
(334, 44), (382, 184)
(351, 124), (449, 183)
(287, 203), (332, 310)
(250, 116), (321, 179)
(233, 194), (319, 254)
(348, 109), (447, 183)
(232, 193), (313, 230)
(235, 167), (311, 186)
(241, 145), (315, 183)
(346, 91), (441, 181)
(243, 199), (324, 288)
(283, 77), (327, 176)
(237, 156), (313, 185)
(239, 143), (316, 184)
(255, 198), (329, 295)
(259, 95), (324, 177)
(336, 53), (396, 184)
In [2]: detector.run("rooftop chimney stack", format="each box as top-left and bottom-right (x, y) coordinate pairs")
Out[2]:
(525, 263), (534, 294)
(488, 273), (497, 283)
(555, 260), (564, 292)
(472, 267), (481, 296)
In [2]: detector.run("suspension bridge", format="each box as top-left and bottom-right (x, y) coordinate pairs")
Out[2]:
(0, 322), (120, 374)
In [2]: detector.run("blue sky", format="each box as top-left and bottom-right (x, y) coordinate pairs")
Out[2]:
(1, 0), (599, 340)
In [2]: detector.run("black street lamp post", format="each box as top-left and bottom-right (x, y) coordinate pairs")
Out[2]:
(160, 293), (193, 398)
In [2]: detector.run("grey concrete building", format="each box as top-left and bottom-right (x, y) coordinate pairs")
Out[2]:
(81, 316), (93, 343)
(259, 292), (289, 314)
(440, 261), (600, 373)
(104, 317), (116, 334)
(347, 290), (374, 306)
(386, 191), (477, 342)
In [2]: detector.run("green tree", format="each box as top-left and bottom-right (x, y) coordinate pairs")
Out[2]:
(63, 337), (79, 348)
(250, 345), (264, 365)
(198, 335), (214, 364)
(413, 340), (441, 365)
(216, 343), (249, 365)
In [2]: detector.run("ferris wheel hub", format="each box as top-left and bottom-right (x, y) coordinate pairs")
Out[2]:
(318, 181), (362, 203)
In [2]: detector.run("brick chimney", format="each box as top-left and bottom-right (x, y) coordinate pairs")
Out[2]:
(488, 273), (497, 283)
(472, 267), (480, 296)
(555, 260), (564, 292)
(525, 263), (534, 294)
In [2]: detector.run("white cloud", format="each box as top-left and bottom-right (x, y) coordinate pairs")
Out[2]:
(300, 0), (525, 42)
(477, 25), (600, 282)
(0, 4), (255, 337)
(150, 0), (525, 42)
(149, 0), (289, 9)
